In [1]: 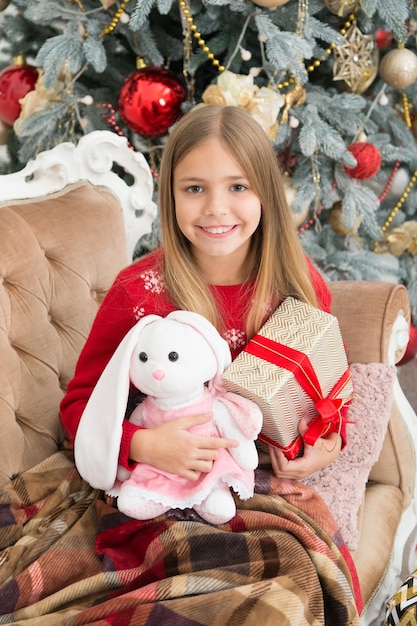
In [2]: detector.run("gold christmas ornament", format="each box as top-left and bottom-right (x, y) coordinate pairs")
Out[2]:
(14, 70), (64, 137)
(385, 221), (417, 256)
(283, 175), (297, 210)
(333, 23), (376, 93)
(283, 176), (310, 227)
(251, 0), (290, 7)
(67, 0), (85, 8)
(345, 49), (379, 94)
(304, 5), (360, 85)
(100, 0), (118, 7)
(280, 82), (307, 124)
(379, 48), (417, 89)
(324, 0), (359, 17)
(202, 70), (284, 140)
(292, 205), (310, 228)
(327, 201), (362, 235)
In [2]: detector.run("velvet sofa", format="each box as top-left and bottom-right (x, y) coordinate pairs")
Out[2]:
(0, 130), (416, 626)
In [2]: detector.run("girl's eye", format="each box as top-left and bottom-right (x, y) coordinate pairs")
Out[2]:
(232, 184), (247, 192)
(168, 351), (179, 362)
(186, 185), (203, 194)
(139, 352), (148, 362)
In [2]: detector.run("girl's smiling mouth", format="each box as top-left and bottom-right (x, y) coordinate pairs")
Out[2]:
(199, 225), (237, 235)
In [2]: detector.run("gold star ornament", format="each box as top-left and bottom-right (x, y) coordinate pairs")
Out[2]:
(332, 23), (376, 92)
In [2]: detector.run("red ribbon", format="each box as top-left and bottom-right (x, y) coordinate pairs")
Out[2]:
(245, 334), (351, 453)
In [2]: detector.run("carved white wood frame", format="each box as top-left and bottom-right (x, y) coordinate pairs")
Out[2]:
(0, 130), (158, 262)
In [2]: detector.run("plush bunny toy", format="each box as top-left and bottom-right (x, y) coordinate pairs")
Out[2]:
(74, 311), (263, 525)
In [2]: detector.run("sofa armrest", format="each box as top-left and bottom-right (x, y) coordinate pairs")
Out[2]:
(329, 280), (417, 625)
(328, 280), (410, 365)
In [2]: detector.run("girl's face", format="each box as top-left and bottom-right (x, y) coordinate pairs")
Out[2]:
(173, 137), (262, 284)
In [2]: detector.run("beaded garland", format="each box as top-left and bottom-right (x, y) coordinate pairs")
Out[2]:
(176, 0), (362, 93)
(402, 92), (412, 128)
(297, 160), (404, 239)
(102, 102), (134, 148)
(101, 0), (131, 37)
(277, 5), (361, 90)
(374, 163), (417, 254)
(102, 103), (160, 180)
(178, 0), (225, 72)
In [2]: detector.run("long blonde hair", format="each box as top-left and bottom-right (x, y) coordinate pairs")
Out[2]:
(158, 104), (318, 339)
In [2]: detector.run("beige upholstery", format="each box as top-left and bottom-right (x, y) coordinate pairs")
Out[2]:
(0, 137), (416, 625)
(330, 281), (415, 616)
(330, 280), (411, 365)
(0, 183), (126, 483)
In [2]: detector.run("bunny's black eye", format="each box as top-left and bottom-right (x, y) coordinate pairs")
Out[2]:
(139, 352), (148, 362)
(168, 351), (179, 362)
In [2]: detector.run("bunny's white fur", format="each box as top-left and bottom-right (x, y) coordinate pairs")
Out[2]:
(75, 311), (263, 525)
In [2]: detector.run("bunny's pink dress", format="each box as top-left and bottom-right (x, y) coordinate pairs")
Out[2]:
(119, 388), (255, 509)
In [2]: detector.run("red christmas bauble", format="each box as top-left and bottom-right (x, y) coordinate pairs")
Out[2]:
(343, 142), (382, 180)
(0, 63), (39, 126)
(399, 323), (417, 365)
(375, 29), (394, 50)
(118, 67), (187, 138)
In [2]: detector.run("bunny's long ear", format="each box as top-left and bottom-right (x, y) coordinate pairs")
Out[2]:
(74, 315), (161, 491)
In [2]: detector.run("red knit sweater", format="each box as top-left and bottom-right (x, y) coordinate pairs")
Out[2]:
(59, 248), (335, 469)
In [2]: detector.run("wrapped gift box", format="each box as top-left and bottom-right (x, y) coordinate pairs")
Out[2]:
(222, 297), (353, 459)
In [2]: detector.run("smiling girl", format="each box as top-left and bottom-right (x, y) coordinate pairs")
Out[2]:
(60, 104), (344, 487)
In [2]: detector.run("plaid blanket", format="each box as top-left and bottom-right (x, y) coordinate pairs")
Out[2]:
(0, 452), (361, 625)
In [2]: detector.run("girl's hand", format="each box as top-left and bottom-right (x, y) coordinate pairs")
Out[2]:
(129, 413), (239, 481)
(268, 417), (342, 480)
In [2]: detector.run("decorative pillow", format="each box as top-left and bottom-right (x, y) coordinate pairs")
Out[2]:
(386, 568), (417, 625)
(302, 362), (396, 550)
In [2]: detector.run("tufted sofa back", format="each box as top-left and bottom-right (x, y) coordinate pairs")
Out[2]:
(0, 182), (127, 484)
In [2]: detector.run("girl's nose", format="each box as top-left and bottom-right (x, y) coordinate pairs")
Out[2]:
(152, 369), (165, 380)
(204, 191), (228, 216)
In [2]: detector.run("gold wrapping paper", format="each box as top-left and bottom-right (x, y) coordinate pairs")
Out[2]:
(223, 297), (352, 457)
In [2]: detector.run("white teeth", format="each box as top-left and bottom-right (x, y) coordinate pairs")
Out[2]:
(203, 226), (233, 234)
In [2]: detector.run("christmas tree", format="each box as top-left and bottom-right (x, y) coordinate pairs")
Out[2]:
(1, 0), (417, 346)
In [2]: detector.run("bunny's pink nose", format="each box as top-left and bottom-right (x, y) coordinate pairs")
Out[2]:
(152, 369), (165, 380)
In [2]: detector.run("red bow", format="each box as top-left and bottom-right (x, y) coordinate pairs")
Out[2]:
(245, 334), (351, 450)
